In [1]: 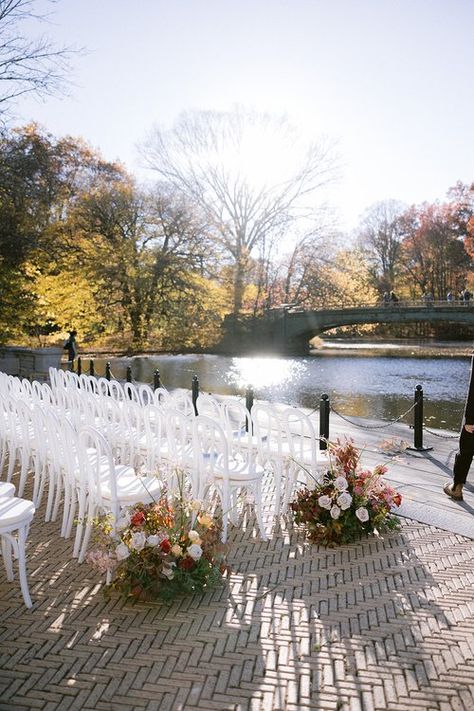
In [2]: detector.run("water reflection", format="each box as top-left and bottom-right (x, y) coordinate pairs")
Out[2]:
(90, 352), (468, 432)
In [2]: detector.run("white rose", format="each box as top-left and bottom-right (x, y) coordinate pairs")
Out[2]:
(187, 543), (203, 560)
(146, 535), (161, 547)
(162, 563), (176, 580)
(116, 511), (131, 531)
(171, 543), (183, 557)
(129, 531), (147, 551)
(188, 530), (201, 544)
(337, 492), (352, 510)
(115, 542), (130, 560)
(356, 507), (369, 522)
(330, 505), (341, 519)
(317, 495), (332, 510)
(334, 476), (348, 491)
(190, 499), (202, 512)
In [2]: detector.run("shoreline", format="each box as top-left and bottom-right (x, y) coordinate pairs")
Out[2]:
(312, 338), (473, 359)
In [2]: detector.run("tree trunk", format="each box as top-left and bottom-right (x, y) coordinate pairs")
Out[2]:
(232, 253), (249, 315)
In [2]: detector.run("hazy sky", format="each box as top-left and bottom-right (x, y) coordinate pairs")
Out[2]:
(14, 0), (474, 232)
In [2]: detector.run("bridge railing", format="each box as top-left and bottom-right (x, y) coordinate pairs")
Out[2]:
(286, 298), (474, 313)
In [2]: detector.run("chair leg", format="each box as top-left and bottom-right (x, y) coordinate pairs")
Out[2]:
(17, 525), (33, 608)
(1, 536), (14, 580)
(72, 491), (87, 558)
(51, 471), (63, 524)
(6, 445), (17, 483)
(17, 452), (30, 498)
(253, 480), (267, 541)
(78, 502), (96, 564)
(220, 488), (231, 543)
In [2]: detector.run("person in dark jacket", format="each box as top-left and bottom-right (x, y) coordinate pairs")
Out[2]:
(63, 330), (78, 366)
(444, 355), (474, 501)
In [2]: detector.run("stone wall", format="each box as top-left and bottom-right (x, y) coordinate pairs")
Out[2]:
(0, 346), (63, 381)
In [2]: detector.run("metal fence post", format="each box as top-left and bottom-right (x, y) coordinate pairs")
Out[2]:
(126, 366), (132, 398)
(77, 356), (82, 376)
(105, 362), (111, 381)
(319, 393), (330, 450)
(153, 369), (161, 390)
(192, 375), (199, 415)
(89, 359), (95, 377)
(408, 384), (433, 452)
(245, 386), (254, 432)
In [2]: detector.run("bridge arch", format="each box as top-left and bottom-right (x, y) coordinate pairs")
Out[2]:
(218, 302), (474, 355)
(280, 303), (474, 354)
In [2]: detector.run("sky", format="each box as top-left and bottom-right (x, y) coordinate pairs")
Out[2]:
(13, 0), (474, 233)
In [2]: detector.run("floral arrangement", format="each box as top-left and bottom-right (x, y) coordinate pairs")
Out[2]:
(290, 438), (402, 546)
(87, 476), (228, 602)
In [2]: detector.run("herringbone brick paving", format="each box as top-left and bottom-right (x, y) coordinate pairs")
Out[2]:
(1, 472), (473, 711)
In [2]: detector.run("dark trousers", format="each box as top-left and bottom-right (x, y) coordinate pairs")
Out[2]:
(453, 427), (474, 486)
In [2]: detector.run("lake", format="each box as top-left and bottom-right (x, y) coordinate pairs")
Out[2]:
(87, 339), (472, 432)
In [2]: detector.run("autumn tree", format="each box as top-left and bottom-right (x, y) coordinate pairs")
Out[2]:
(356, 199), (405, 294)
(446, 181), (474, 259)
(264, 229), (339, 310)
(71, 178), (217, 349)
(142, 107), (337, 315)
(397, 202), (471, 298)
(0, 124), (124, 342)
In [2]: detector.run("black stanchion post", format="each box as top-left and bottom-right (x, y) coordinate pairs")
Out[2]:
(192, 375), (199, 415)
(89, 359), (95, 377)
(245, 386), (254, 432)
(408, 384), (433, 452)
(126, 365), (132, 398)
(153, 369), (161, 390)
(105, 362), (111, 381)
(77, 356), (82, 376)
(319, 393), (330, 450)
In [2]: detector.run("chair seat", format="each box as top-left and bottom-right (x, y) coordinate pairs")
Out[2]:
(0, 496), (35, 529)
(212, 456), (264, 483)
(0, 482), (15, 498)
(100, 469), (162, 503)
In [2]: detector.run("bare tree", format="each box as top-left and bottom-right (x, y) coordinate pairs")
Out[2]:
(356, 199), (405, 293)
(142, 107), (338, 314)
(0, 0), (75, 116)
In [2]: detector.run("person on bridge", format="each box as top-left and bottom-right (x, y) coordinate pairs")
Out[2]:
(444, 355), (474, 501)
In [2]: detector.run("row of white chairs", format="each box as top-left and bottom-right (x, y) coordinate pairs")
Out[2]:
(43, 369), (329, 518)
(1, 369), (327, 566)
(49, 369), (329, 511)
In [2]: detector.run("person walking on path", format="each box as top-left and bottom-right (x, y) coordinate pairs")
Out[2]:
(63, 330), (78, 370)
(444, 354), (474, 501)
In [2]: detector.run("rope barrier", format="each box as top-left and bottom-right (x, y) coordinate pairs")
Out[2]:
(329, 401), (417, 430)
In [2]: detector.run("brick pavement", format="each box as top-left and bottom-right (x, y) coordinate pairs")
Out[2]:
(1, 474), (473, 711)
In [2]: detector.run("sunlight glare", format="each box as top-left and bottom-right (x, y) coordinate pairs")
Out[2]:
(217, 120), (304, 190)
(229, 357), (303, 390)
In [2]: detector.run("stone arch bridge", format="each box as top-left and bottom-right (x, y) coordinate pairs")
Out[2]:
(219, 301), (474, 355)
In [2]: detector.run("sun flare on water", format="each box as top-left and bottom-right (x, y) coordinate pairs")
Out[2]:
(229, 357), (303, 390)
